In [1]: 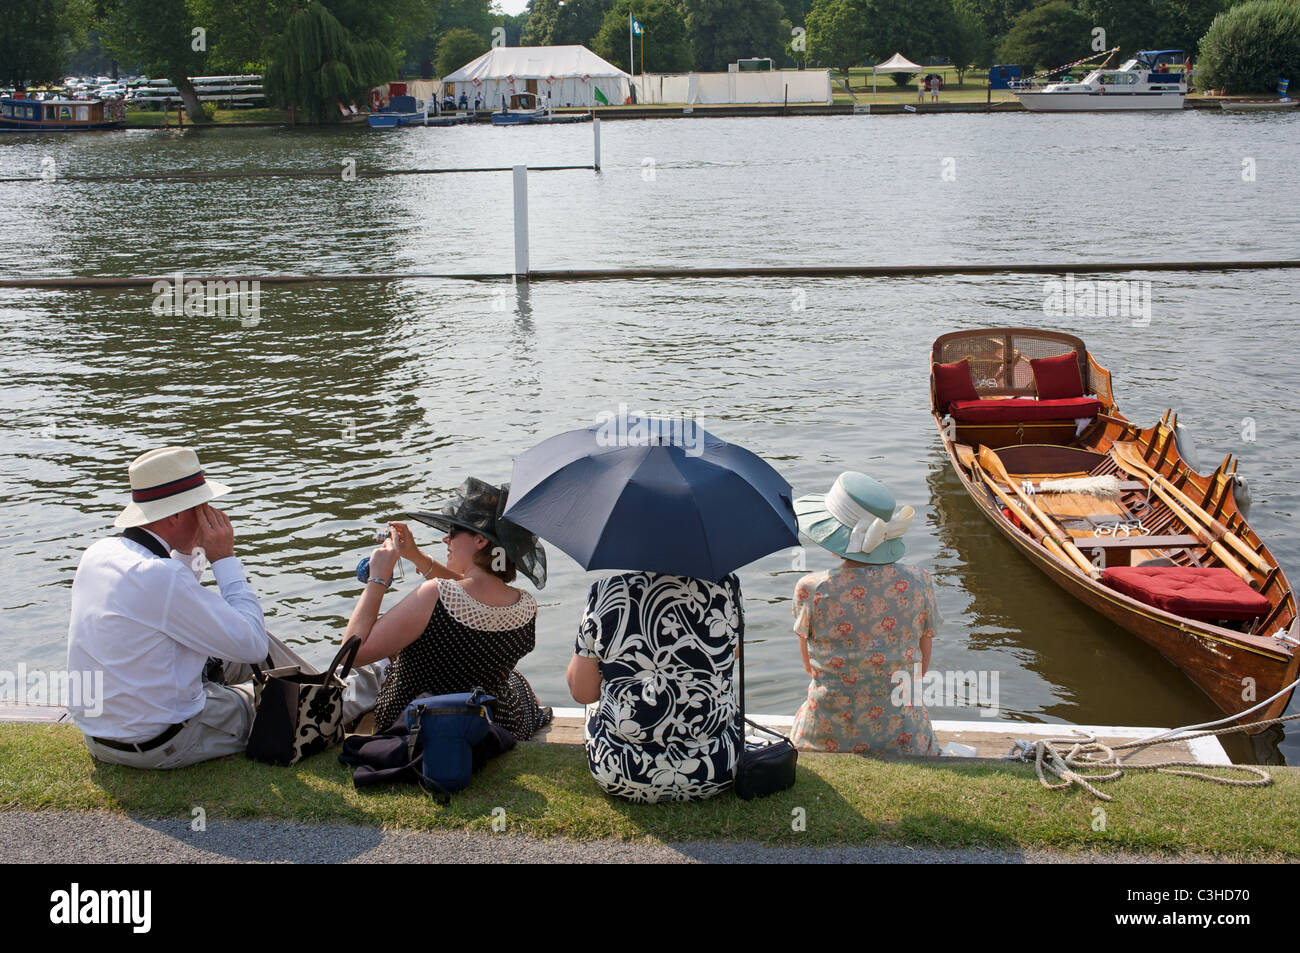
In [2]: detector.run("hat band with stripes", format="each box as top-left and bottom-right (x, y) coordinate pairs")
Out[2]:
(131, 471), (207, 503)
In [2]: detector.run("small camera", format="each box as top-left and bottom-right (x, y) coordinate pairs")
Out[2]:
(362, 526), (404, 583)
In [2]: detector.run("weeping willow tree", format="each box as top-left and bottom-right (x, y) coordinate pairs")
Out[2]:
(264, 2), (396, 122)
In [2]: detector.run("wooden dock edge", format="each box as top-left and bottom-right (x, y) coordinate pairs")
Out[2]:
(535, 708), (1230, 766)
(1, 703), (1229, 766)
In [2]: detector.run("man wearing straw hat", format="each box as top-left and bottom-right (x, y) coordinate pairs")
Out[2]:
(67, 446), (384, 769)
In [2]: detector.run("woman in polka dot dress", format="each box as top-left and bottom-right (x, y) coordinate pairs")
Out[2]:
(345, 478), (551, 739)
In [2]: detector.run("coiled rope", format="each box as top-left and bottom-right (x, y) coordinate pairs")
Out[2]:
(1006, 675), (1300, 800)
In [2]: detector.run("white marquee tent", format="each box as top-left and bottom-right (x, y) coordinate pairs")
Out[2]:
(442, 46), (631, 108)
(872, 52), (924, 96)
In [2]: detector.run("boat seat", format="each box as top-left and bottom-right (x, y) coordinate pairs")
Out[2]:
(1074, 535), (1199, 548)
(1101, 566), (1270, 621)
(1076, 535), (1199, 567)
(949, 397), (1102, 424)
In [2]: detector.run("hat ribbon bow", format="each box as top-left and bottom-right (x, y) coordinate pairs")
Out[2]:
(825, 482), (914, 554)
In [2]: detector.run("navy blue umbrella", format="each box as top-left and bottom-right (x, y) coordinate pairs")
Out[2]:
(502, 417), (799, 581)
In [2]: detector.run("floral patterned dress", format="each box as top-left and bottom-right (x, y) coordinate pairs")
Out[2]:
(791, 563), (941, 756)
(576, 572), (742, 803)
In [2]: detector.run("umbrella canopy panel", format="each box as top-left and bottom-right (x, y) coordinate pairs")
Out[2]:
(504, 421), (798, 581)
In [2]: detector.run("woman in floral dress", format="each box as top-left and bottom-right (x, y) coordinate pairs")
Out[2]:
(790, 472), (941, 756)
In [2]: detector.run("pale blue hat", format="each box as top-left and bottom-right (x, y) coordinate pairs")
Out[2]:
(794, 472), (913, 565)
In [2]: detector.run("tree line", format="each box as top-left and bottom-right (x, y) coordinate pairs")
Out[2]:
(3, 0), (1295, 117)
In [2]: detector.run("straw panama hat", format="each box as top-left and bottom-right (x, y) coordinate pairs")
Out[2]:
(795, 471), (914, 565)
(113, 447), (231, 528)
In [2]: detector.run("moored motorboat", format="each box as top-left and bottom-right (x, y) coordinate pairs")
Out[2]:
(491, 91), (591, 125)
(1013, 50), (1188, 111)
(931, 328), (1297, 729)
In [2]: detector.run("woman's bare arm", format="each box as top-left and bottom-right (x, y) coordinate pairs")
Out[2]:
(799, 636), (813, 676)
(566, 653), (602, 704)
(349, 579), (440, 666)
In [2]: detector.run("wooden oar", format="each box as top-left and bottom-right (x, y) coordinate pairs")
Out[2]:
(969, 460), (1079, 568)
(1112, 441), (1269, 575)
(977, 446), (1098, 577)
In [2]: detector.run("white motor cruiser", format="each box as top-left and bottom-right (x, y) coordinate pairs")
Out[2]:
(1015, 50), (1188, 111)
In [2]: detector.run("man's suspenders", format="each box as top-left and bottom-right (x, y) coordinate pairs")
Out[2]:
(120, 527), (225, 683)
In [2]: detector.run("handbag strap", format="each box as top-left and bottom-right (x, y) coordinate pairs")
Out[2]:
(735, 577), (749, 772)
(326, 635), (362, 684)
(415, 770), (452, 805)
(251, 635), (361, 685)
(467, 686), (495, 721)
(735, 582), (790, 757)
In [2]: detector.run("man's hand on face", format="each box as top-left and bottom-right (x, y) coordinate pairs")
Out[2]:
(196, 503), (236, 563)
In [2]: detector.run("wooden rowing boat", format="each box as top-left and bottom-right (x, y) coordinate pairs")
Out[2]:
(931, 328), (1297, 731)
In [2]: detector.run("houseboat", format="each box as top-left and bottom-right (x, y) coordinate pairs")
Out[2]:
(0, 95), (126, 131)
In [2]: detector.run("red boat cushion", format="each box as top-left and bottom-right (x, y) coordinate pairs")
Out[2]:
(1030, 352), (1085, 400)
(1102, 567), (1271, 621)
(948, 397), (1101, 423)
(933, 359), (979, 411)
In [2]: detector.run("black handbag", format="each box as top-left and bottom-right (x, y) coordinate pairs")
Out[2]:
(733, 595), (798, 800)
(246, 636), (361, 766)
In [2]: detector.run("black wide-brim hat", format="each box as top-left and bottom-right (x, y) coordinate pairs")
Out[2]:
(407, 477), (547, 589)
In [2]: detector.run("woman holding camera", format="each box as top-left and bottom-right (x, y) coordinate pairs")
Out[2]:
(345, 478), (551, 739)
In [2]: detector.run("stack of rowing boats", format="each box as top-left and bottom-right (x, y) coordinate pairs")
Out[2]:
(931, 328), (1297, 729)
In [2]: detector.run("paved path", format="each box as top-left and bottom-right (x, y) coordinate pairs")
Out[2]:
(2, 811), (1222, 864)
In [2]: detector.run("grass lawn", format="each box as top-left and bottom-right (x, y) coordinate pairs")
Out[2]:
(830, 65), (1019, 104)
(0, 723), (1294, 858)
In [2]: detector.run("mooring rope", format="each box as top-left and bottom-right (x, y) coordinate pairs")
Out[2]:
(1007, 671), (1300, 801)
(1008, 717), (1297, 801)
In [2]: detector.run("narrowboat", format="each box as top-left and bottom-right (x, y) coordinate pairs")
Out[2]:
(0, 96), (125, 131)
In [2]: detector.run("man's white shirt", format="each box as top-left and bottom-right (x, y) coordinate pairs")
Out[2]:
(67, 530), (268, 741)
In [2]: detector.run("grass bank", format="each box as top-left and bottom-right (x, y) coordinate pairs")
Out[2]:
(123, 107), (295, 127)
(1, 723), (1293, 858)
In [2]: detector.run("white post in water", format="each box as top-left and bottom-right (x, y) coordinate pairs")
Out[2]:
(593, 117), (601, 171)
(513, 164), (529, 278)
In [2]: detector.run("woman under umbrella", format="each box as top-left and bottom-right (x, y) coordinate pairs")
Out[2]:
(566, 571), (745, 802)
(506, 414), (799, 802)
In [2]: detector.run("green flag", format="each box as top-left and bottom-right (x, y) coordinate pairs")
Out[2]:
(593, 87), (609, 105)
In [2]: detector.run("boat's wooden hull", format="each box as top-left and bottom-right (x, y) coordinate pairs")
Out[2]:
(939, 430), (1297, 730)
(931, 329), (1297, 732)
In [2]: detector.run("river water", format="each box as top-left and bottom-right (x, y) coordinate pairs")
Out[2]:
(1, 112), (1297, 763)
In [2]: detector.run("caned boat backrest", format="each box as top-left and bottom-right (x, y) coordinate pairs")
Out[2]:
(931, 328), (1096, 402)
